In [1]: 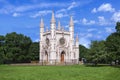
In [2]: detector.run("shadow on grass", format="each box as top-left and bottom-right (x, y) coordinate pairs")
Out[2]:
(112, 65), (120, 68)
(84, 63), (120, 68)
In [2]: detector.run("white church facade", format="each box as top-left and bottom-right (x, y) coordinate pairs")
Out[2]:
(39, 11), (79, 64)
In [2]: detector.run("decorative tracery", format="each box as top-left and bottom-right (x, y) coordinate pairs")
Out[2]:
(59, 37), (65, 45)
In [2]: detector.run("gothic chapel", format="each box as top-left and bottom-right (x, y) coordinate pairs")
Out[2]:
(39, 11), (79, 64)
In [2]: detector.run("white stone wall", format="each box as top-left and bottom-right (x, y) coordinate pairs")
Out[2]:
(39, 12), (79, 64)
(40, 30), (79, 64)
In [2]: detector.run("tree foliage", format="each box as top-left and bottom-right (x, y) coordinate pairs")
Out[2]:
(79, 22), (120, 65)
(105, 22), (120, 64)
(86, 41), (107, 65)
(115, 22), (120, 33)
(0, 32), (39, 64)
(29, 42), (39, 61)
(79, 45), (88, 60)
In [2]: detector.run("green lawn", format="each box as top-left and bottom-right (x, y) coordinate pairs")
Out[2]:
(0, 65), (120, 80)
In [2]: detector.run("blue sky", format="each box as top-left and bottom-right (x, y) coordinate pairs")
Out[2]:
(0, 0), (120, 48)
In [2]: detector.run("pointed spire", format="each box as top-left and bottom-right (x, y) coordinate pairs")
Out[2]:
(58, 20), (61, 30)
(40, 18), (44, 28)
(51, 11), (56, 23)
(69, 16), (74, 26)
(76, 34), (79, 42)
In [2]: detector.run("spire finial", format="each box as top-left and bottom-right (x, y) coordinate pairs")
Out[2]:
(40, 18), (44, 28)
(58, 20), (61, 30)
(76, 34), (79, 42)
(70, 16), (74, 26)
(51, 10), (56, 23)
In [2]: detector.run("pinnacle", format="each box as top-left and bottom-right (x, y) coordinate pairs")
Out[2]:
(70, 16), (74, 26)
(40, 18), (44, 28)
(76, 34), (79, 42)
(58, 20), (61, 30)
(51, 11), (56, 23)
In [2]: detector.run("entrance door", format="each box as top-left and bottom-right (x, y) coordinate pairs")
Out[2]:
(45, 51), (48, 62)
(61, 51), (65, 62)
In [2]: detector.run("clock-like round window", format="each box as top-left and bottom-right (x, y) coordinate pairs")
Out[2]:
(59, 37), (65, 45)
(46, 38), (49, 45)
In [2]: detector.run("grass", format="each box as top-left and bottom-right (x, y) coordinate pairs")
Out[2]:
(0, 65), (120, 80)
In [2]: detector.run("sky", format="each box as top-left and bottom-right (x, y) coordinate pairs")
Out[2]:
(0, 0), (120, 48)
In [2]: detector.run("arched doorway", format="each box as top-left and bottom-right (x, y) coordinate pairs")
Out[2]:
(45, 51), (48, 62)
(61, 51), (65, 63)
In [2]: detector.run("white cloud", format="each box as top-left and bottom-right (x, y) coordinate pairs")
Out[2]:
(15, 3), (67, 12)
(86, 33), (93, 38)
(15, 5), (34, 12)
(65, 25), (69, 28)
(56, 9), (68, 18)
(80, 16), (112, 26)
(56, 1), (78, 18)
(98, 16), (106, 25)
(96, 35), (102, 39)
(0, 8), (9, 14)
(0, 5), (14, 14)
(30, 1), (79, 18)
(91, 8), (97, 13)
(79, 37), (90, 48)
(92, 3), (115, 13)
(89, 20), (96, 25)
(79, 33), (94, 48)
(81, 18), (95, 25)
(55, 13), (68, 18)
(67, 2), (77, 10)
(82, 18), (87, 24)
(98, 16), (111, 25)
(34, 38), (39, 42)
(74, 20), (79, 24)
(98, 31), (102, 34)
(12, 12), (20, 17)
(98, 3), (115, 12)
(87, 28), (96, 32)
(111, 11), (120, 22)
(105, 27), (114, 33)
(31, 10), (51, 18)
(0, 2), (68, 15)
(56, 9), (66, 13)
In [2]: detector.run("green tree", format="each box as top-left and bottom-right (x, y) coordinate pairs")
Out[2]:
(0, 35), (5, 46)
(29, 42), (39, 61)
(87, 40), (107, 65)
(0, 35), (5, 64)
(105, 22), (120, 64)
(5, 32), (32, 63)
(79, 45), (88, 60)
(106, 33), (120, 63)
(0, 47), (4, 64)
(115, 22), (120, 33)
